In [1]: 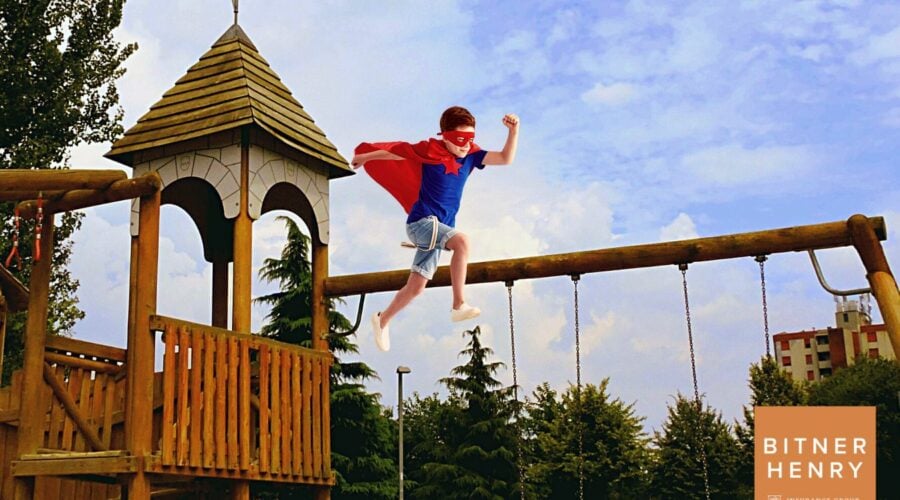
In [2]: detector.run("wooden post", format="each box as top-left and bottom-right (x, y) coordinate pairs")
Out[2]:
(12, 213), (54, 500)
(0, 294), (6, 387)
(848, 214), (900, 357)
(125, 191), (161, 499)
(311, 240), (331, 499)
(212, 259), (229, 328)
(229, 129), (252, 500)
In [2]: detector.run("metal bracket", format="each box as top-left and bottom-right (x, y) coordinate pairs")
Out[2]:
(330, 294), (366, 338)
(807, 250), (871, 297)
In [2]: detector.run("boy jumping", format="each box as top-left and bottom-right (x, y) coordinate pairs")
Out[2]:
(352, 106), (519, 351)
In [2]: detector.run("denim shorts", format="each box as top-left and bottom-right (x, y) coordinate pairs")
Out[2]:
(407, 216), (458, 280)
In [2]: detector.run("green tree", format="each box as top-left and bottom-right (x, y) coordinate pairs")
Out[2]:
(734, 356), (807, 495)
(525, 380), (651, 498)
(0, 0), (136, 382)
(253, 216), (396, 499)
(649, 394), (743, 499)
(807, 357), (900, 498)
(412, 326), (518, 499)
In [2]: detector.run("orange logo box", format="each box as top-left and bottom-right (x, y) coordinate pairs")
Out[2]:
(755, 406), (876, 500)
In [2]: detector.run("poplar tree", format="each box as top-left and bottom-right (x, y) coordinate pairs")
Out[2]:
(0, 0), (136, 382)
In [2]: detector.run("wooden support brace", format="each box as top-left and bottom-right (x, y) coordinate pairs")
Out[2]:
(848, 214), (900, 357)
(42, 363), (107, 452)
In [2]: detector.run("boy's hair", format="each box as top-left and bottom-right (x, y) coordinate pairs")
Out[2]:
(440, 106), (476, 132)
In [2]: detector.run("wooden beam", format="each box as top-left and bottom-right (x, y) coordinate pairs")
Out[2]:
(13, 214), (54, 500)
(324, 215), (888, 297)
(41, 363), (107, 451)
(16, 173), (162, 217)
(848, 214), (900, 358)
(0, 190), (65, 202)
(12, 451), (137, 476)
(0, 169), (126, 192)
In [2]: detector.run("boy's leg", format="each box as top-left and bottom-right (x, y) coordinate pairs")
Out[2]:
(379, 272), (429, 326)
(445, 232), (470, 309)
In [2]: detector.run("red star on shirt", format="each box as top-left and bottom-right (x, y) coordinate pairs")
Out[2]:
(443, 160), (462, 175)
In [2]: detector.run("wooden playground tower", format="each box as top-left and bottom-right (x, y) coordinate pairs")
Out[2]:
(0, 17), (898, 500)
(0, 20), (351, 500)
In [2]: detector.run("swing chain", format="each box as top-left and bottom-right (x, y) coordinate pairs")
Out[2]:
(755, 255), (771, 358)
(571, 274), (584, 500)
(506, 280), (526, 500)
(679, 264), (711, 500)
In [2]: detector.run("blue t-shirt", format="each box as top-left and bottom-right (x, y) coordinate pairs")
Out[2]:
(407, 149), (487, 227)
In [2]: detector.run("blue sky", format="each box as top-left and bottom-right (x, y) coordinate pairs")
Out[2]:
(67, 0), (900, 433)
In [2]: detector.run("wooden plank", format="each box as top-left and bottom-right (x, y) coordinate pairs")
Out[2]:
(202, 331), (215, 469)
(322, 357), (331, 476)
(11, 455), (138, 476)
(0, 376), (10, 492)
(20, 450), (130, 460)
(189, 332), (203, 468)
(280, 349), (291, 474)
(270, 348), (281, 474)
(162, 67), (245, 99)
(131, 91), (250, 134)
(291, 352), (301, 475)
(161, 324), (176, 465)
(111, 108), (253, 150)
(173, 57), (244, 86)
(143, 456), (336, 485)
(312, 356), (322, 478)
(100, 371), (115, 450)
(73, 371), (92, 450)
(176, 327), (190, 466)
(239, 337), (250, 471)
(324, 216), (891, 297)
(0, 170), (126, 192)
(214, 334), (227, 470)
(44, 336), (126, 364)
(258, 344), (269, 473)
(88, 373), (106, 456)
(302, 355), (312, 478)
(61, 367), (83, 450)
(46, 366), (65, 449)
(149, 316), (334, 361)
(227, 336), (239, 470)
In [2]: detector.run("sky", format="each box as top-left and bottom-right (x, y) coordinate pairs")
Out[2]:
(65, 0), (900, 434)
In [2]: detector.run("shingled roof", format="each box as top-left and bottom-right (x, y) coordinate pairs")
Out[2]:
(106, 24), (352, 178)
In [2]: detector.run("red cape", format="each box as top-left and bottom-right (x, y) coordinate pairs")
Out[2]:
(355, 139), (481, 213)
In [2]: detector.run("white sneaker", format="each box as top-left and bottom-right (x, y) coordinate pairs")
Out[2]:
(451, 303), (481, 322)
(372, 312), (390, 352)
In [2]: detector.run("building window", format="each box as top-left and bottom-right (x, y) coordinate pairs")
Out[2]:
(816, 336), (829, 345)
(805, 354), (813, 365)
(804, 338), (811, 348)
(780, 340), (790, 350)
(843, 313), (849, 323)
(807, 370), (815, 381)
(869, 348), (879, 359)
(820, 368), (832, 377)
(867, 331), (877, 343)
(782, 356), (792, 366)
(817, 351), (830, 362)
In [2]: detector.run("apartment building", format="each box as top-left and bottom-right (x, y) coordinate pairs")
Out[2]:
(773, 297), (895, 382)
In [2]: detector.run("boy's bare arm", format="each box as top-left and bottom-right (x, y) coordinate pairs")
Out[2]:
(483, 114), (520, 165)
(352, 150), (404, 169)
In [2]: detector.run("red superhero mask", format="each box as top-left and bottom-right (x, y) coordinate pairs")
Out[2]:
(440, 130), (475, 147)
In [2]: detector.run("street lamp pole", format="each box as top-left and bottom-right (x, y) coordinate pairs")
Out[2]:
(397, 366), (411, 500)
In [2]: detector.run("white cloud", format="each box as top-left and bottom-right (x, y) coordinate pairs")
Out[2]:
(681, 144), (821, 186)
(851, 25), (900, 65)
(581, 82), (640, 106)
(660, 213), (698, 241)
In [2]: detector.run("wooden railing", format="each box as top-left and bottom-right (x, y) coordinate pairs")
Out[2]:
(150, 315), (332, 483)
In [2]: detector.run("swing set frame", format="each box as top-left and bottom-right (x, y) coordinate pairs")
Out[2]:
(324, 214), (900, 359)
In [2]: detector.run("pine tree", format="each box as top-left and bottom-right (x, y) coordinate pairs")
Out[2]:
(525, 380), (650, 498)
(0, 0), (136, 383)
(649, 394), (743, 499)
(413, 326), (518, 499)
(253, 216), (396, 499)
(734, 356), (806, 494)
